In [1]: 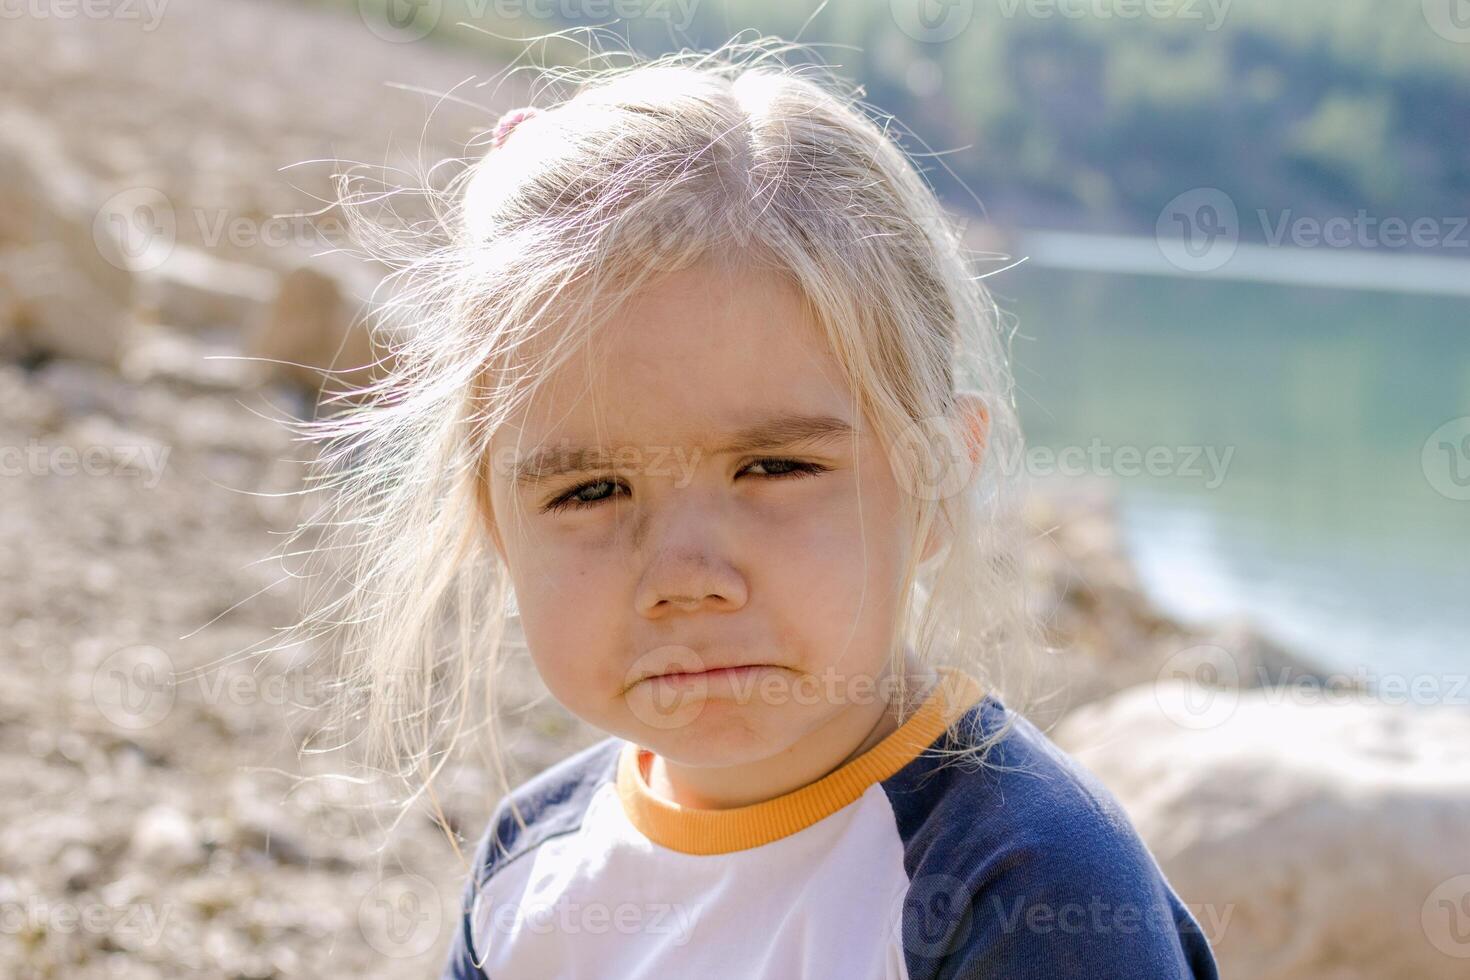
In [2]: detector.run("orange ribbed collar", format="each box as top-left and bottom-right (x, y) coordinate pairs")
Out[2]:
(615, 666), (987, 855)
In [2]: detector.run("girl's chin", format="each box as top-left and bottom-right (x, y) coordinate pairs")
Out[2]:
(629, 716), (798, 770)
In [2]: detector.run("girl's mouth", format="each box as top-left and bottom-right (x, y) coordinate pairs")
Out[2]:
(649, 664), (781, 686)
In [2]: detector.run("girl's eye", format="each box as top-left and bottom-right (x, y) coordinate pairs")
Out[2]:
(547, 478), (621, 512)
(542, 458), (828, 514)
(746, 458), (824, 479)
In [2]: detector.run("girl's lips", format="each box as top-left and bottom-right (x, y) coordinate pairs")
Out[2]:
(650, 664), (779, 686)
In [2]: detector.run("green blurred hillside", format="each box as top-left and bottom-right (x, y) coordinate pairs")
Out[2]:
(323, 0), (1470, 242)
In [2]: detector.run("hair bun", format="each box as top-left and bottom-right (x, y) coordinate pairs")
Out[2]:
(491, 106), (541, 150)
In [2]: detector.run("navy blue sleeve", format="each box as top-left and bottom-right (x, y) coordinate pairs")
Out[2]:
(438, 802), (505, 980)
(884, 701), (1221, 980)
(925, 811), (1220, 979)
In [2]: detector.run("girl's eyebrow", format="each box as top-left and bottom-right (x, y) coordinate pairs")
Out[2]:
(510, 413), (856, 488)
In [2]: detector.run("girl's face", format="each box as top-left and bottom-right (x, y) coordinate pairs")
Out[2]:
(484, 258), (927, 769)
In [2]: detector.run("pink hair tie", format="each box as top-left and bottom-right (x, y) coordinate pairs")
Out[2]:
(492, 106), (540, 150)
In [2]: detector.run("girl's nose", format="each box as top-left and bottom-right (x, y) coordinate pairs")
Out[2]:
(634, 551), (748, 618)
(628, 484), (749, 616)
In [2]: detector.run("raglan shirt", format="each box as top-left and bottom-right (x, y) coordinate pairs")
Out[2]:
(439, 667), (1221, 979)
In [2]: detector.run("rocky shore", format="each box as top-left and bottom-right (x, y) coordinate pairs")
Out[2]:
(2, 2), (1465, 978)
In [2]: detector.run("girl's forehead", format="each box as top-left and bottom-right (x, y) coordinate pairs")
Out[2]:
(495, 383), (864, 461)
(500, 262), (855, 440)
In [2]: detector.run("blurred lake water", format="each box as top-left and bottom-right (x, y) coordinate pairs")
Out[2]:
(997, 239), (1470, 682)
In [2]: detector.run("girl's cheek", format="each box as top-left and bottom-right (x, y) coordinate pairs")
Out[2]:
(768, 490), (867, 558)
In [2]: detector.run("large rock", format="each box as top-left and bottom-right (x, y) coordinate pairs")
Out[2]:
(0, 107), (137, 366)
(244, 252), (395, 399)
(1051, 679), (1470, 979)
(134, 242), (278, 334)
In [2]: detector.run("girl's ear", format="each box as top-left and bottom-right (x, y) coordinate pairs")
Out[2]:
(918, 390), (991, 565)
(954, 390), (990, 466)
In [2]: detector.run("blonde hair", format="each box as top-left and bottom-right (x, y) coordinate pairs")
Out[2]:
(270, 33), (1041, 857)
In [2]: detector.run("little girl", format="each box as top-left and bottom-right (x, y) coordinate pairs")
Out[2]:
(296, 37), (1220, 980)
